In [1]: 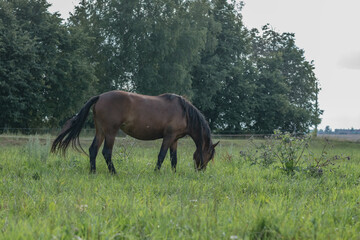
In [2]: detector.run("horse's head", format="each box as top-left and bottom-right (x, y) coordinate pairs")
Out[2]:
(193, 141), (219, 170)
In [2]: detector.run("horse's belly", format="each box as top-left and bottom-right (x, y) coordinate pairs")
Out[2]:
(120, 124), (163, 140)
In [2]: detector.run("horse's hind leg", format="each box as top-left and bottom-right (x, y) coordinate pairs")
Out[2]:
(89, 133), (104, 173)
(102, 133), (117, 174)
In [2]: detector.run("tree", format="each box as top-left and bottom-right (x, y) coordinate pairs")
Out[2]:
(0, 0), (44, 128)
(69, 0), (126, 93)
(249, 25), (322, 133)
(192, 0), (256, 133)
(324, 126), (332, 134)
(134, 0), (209, 96)
(0, 0), (96, 128)
(70, 0), (210, 97)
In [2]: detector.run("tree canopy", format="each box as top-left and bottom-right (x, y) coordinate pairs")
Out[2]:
(0, 0), (322, 133)
(0, 0), (96, 128)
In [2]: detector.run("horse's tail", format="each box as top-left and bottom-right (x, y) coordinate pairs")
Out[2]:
(51, 96), (100, 155)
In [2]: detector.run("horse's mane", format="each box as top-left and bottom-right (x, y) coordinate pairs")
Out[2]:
(161, 93), (212, 149)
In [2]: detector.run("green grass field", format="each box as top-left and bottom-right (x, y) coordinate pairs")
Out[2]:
(0, 135), (359, 239)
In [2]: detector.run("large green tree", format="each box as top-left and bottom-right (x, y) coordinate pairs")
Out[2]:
(0, 0), (96, 128)
(192, 0), (257, 133)
(69, 0), (122, 93)
(250, 25), (322, 133)
(134, 0), (209, 96)
(0, 0), (42, 128)
(70, 0), (211, 97)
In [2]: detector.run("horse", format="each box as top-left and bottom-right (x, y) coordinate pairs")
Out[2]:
(51, 90), (219, 173)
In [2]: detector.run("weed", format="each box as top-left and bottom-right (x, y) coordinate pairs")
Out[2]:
(114, 136), (136, 162)
(305, 138), (350, 177)
(24, 135), (50, 163)
(273, 130), (310, 173)
(241, 131), (348, 176)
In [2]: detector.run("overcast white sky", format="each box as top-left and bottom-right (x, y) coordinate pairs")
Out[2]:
(48, 0), (360, 130)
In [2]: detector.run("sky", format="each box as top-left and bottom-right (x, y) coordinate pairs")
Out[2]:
(48, 0), (360, 130)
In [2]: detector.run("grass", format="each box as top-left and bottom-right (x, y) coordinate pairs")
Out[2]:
(0, 135), (359, 239)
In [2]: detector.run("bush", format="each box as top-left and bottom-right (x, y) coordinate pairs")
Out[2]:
(240, 131), (349, 176)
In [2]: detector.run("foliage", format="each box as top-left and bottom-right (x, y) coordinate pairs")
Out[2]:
(192, 0), (256, 133)
(0, 0), (322, 133)
(272, 131), (310, 173)
(0, 0), (96, 128)
(24, 135), (51, 163)
(240, 131), (349, 175)
(250, 25), (322, 133)
(305, 138), (351, 177)
(0, 136), (359, 239)
(113, 136), (137, 162)
(69, 0), (211, 97)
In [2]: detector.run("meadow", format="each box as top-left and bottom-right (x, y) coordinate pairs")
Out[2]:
(0, 135), (359, 239)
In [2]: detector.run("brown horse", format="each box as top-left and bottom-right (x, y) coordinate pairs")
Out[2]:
(51, 90), (219, 173)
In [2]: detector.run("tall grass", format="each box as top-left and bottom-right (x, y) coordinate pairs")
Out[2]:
(0, 136), (359, 239)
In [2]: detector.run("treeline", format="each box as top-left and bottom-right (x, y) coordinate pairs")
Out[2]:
(0, 0), (322, 133)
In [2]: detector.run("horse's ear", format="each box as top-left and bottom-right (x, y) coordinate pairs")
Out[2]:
(212, 141), (220, 148)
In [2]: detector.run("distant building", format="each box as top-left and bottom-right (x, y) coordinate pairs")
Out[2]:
(318, 128), (360, 135)
(334, 129), (360, 134)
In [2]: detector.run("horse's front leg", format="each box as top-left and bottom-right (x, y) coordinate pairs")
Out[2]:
(170, 141), (178, 172)
(155, 138), (171, 171)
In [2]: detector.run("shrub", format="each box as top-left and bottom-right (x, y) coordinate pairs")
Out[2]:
(272, 130), (310, 173)
(305, 138), (350, 177)
(240, 131), (349, 176)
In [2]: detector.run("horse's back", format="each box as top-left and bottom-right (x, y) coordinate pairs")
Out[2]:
(93, 91), (187, 140)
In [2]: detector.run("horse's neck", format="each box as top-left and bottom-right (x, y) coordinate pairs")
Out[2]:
(189, 129), (206, 151)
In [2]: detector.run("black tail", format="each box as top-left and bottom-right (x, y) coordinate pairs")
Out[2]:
(51, 96), (100, 155)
